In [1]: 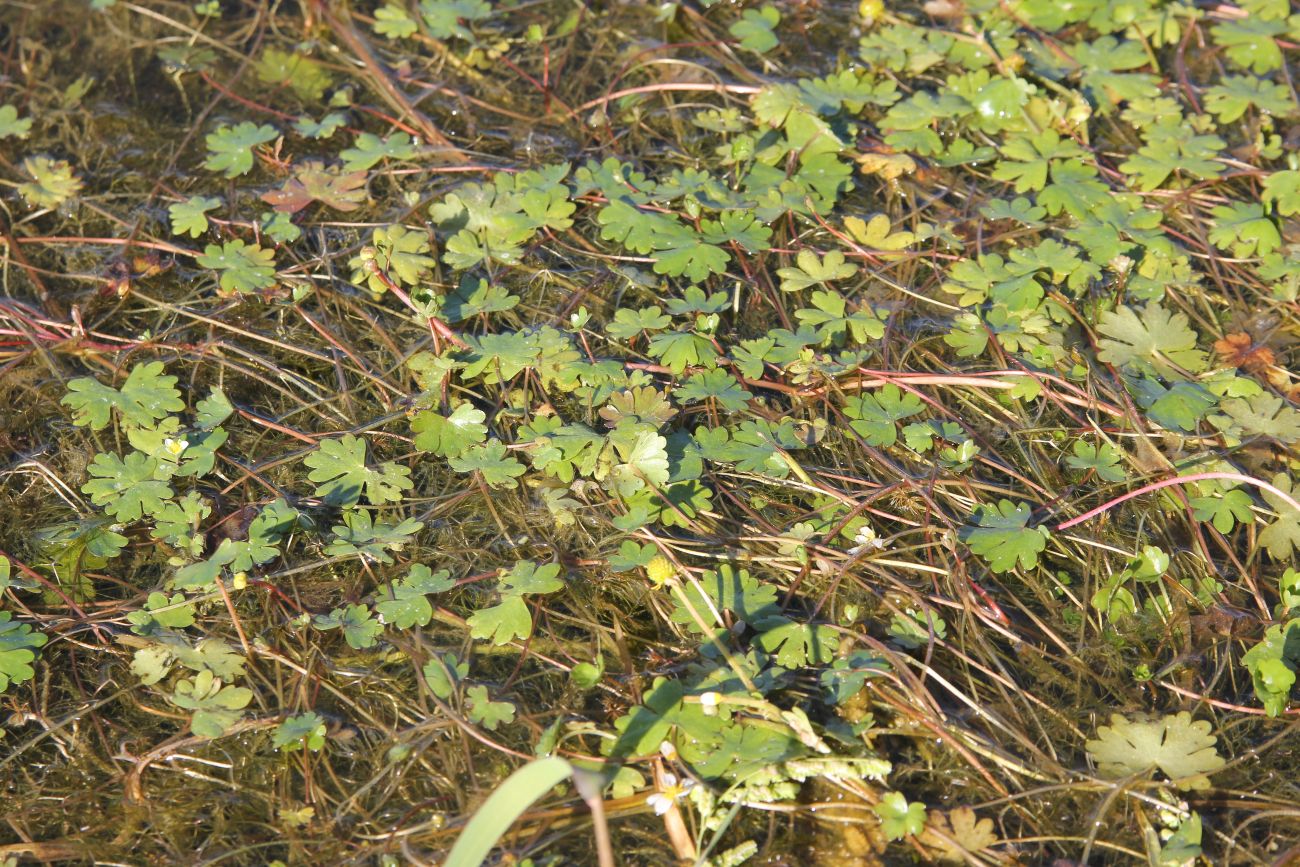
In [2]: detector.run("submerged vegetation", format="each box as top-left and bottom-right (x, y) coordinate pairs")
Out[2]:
(3, 0), (1300, 863)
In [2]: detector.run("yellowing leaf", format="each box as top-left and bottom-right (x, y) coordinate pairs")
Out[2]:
(1085, 712), (1225, 790)
(856, 150), (917, 179)
(1096, 303), (1208, 377)
(0, 104), (32, 139)
(923, 806), (998, 863)
(1260, 473), (1300, 560)
(18, 156), (82, 208)
(844, 214), (916, 252)
(776, 249), (858, 292)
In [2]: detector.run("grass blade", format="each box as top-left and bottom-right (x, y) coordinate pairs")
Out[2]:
(444, 756), (574, 867)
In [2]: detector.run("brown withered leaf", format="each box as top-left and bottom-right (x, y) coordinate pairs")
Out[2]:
(922, 0), (965, 19)
(856, 150), (917, 181)
(261, 161), (368, 213)
(922, 805), (1000, 863)
(1213, 332), (1275, 374)
(102, 260), (132, 298)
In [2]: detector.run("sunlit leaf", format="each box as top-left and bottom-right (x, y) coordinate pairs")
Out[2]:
(203, 122), (278, 178)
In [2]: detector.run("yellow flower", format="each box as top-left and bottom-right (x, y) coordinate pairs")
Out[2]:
(645, 556), (675, 587)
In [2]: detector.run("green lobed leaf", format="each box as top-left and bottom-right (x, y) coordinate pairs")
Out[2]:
(203, 122), (278, 178)
(960, 500), (1050, 573)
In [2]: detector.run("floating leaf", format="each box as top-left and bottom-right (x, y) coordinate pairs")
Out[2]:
(1209, 394), (1300, 443)
(373, 2), (418, 38)
(314, 603), (383, 649)
(794, 290), (884, 345)
(420, 0), (492, 41)
(325, 511), (423, 565)
(18, 156), (82, 207)
(63, 362), (184, 431)
(1096, 303), (1207, 376)
(304, 435), (412, 506)
(755, 619), (837, 667)
(960, 500), (1049, 573)
(169, 195), (221, 237)
(273, 712), (327, 751)
(674, 369), (752, 412)
(1260, 473), (1300, 560)
(127, 592), (197, 635)
(844, 385), (924, 447)
(466, 684), (516, 730)
(340, 131), (417, 172)
(374, 564), (453, 629)
(1065, 441), (1127, 482)
(924, 806), (999, 863)
(467, 596), (532, 645)
(1212, 17), (1286, 74)
(203, 122), (277, 178)
(646, 330), (719, 374)
(170, 669), (253, 738)
(874, 791), (926, 840)
(777, 249), (858, 292)
(411, 402), (487, 458)
(449, 440), (527, 489)
(255, 48), (332, 102)
(422, 652), (468, 698)
(1206, 76), (1293, 123)
(0, 104), (32, 139)
(1208, 202), (1281, 258)
(262, 161), (368, 213)
(1085, 712), (1225, 790)
(349, 224), (435, 295)
(293, 111), (347, 139)
(81, 452), (173, 522)
(606, 428), (671, 498)
(0, 612), (47, 693)
(729, 6), (780, 53)
(196, 239), (277, 294)
(843, 213), (916, 252)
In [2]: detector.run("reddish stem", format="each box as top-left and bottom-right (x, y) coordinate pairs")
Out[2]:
(199, 71), (298, 122)
(1055, 472), (1300, 532)
(11, 236), (192, 256)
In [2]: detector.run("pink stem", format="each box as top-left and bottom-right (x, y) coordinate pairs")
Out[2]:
(1055, 472), (1300, 531)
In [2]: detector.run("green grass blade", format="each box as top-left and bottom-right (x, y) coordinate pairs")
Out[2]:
(444, 756), (574, 867)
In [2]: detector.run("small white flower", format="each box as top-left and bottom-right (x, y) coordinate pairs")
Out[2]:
(699, 691), (721, 716)
(658, 740), (677, 760)
(163, 437), (189, 457)
(848, 524), (887, 555)
(646, 773), (694, 815)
